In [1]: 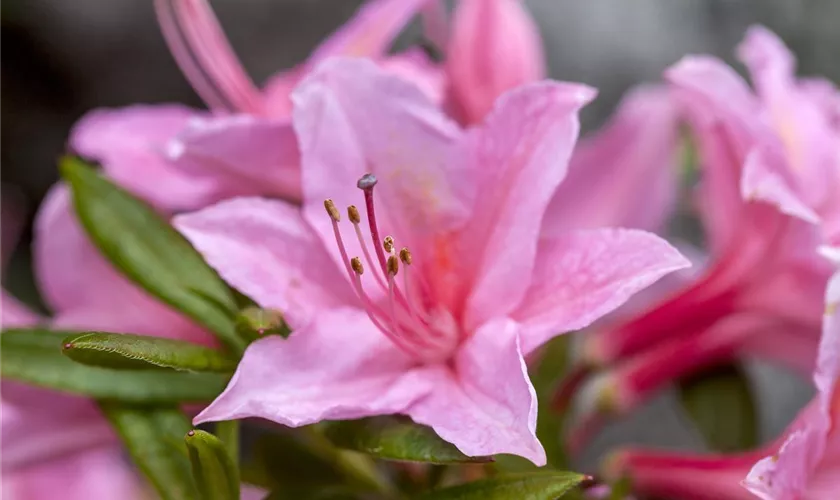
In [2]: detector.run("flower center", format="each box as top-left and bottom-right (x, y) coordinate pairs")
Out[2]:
(323, 174), (461, 363)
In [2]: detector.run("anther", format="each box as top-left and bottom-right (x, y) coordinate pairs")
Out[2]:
(347, 205), (361, 224)
(387, 255), (400, 276)
(351, 256), (364, 275)
(357, 173), (378, 190)
(399, 248), (412, 265)
(383, 236), (395, 253)
(324, 199), (341, 221)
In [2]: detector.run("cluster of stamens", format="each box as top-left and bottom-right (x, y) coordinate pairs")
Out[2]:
(324, 174), (455, 360)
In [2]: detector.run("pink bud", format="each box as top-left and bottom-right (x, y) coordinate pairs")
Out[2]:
(446, 0), (546, 125)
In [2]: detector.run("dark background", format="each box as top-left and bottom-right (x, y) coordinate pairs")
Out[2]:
(2, 0), (838, 467)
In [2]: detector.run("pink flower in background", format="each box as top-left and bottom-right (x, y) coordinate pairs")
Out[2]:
(602, 247), (840, 500)
(1, 205), (143, 500)
(174, 58), (688, 464)
(566, 26), (840, 442)
(446, 0), (545, 124)
(73, 0), (442, 212)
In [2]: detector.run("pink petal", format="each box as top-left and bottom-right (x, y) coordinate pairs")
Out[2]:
(512, 228), (689, 355)
(543, 85), (679, 234)
(1, 447), (143, 500)
(380, 48), (447, 106)
(165, 114), (302, 202)
(738, 26), (840, 219)
(33, 185), (212, 344)
(307, 0), (431, 65)
(446, 0), (546, 125)
(1, 292), (39, 327)
(70, 104), (218, 212)
(292, 57), (468, 276)
(2, 383), (113, 469)
(194, 308), (434, 426)
(407, 318), (545, 465)
(155, 0), (263, 114)
(665, 56), (762, 255)
(174, 197), (357, 329)
(740, 148), (819, 224)
(460, 82), (596, 330)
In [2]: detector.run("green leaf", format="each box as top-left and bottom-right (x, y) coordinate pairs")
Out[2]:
(324, 416), (492, 465)
(62, 331), (237, 372)
(186, 429), (241, 500)
(101, 403), (197, 500)
(2, 329), (228, 402)
(235, 307), (291, 343)
(678, 362), (758, 452)
(242, 428), (389, 495)
(59, 157), (244, 353)
(417, 471), (589, 500)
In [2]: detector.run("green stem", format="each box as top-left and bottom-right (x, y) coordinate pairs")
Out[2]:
(216, 420), (240, 470)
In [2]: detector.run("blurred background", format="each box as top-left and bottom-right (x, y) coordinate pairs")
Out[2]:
(2, 0), (839, 471)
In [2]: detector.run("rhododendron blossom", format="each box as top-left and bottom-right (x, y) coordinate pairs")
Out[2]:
(602, 246), (840, 500)
(567, 26), (840, 441)
(175, 58), (689, 464)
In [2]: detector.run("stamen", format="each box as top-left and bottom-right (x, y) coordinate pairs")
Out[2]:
(350, 256), (364, 275)
(350, 272), (416, 357)
(387, 255), (400, 276)
(324, 199), (341, 221)
(399, 248), (412, 265)
(347, 205), (361, 224)
(383, 236), (395, 254)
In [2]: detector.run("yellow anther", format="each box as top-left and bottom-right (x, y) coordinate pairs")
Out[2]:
(324, 199), (341, 222)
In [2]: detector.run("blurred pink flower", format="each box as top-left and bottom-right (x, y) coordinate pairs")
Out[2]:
(568, 26), (840, 441)
(1, 207), (143, 500)
(446, 0), (545, 124)
(603, 246), (840, 500)
(174, 58), (688, 464)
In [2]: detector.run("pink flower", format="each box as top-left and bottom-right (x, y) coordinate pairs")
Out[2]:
(446, 0), (545, 125)
(568, 26), (839, 438)
(602, 247), (840, 500)
(71, 0), (441, 212)
(1, 207), (143, 500)
(174, 58), (689, 464)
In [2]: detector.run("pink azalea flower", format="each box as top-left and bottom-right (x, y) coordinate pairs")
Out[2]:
(602, 246), (840, 500)
(1, 208), (143, 500)
(68, 0), (442, 212)
(568, 26), (840, 438)
(174, 57), (689, 464)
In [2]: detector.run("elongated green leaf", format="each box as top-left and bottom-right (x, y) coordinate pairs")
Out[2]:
(678, 362), (758, 452)
(417, 471), (589, 500)
(186, 430), (240, 500)
(325, 416), (492, 464)
(62, 331), (237, 372)
(2, 329), (228, 402)
(101, 403), (197, 500)
(59, 157), (244, 352)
